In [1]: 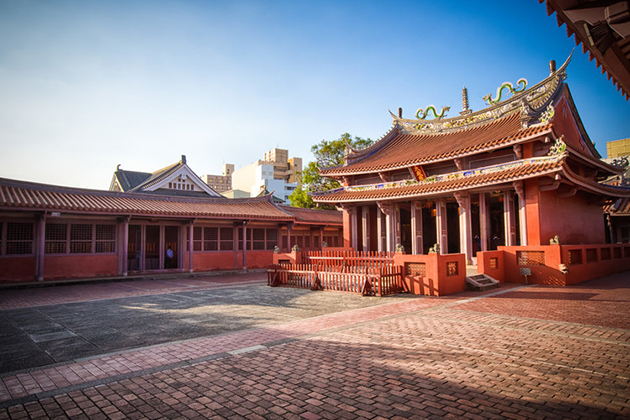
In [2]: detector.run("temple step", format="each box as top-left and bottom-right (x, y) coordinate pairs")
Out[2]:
(466, 274), (500, 291)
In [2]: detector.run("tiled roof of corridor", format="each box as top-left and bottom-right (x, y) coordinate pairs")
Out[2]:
(0, 178), (295, 220)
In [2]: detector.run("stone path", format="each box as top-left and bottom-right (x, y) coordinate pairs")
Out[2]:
(0, 271), (628, 419)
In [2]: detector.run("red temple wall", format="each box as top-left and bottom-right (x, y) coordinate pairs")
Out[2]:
(537, 190), (605, 244)
(45, 255), (118, 280)
(189, 250), (273, 271)
(525, 178), (543, 245)
(0, 257), (35, 283)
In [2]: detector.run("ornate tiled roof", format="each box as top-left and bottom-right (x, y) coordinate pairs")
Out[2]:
(314, 155), (566, 203)
(320, 113), (553, 176)
(320, 56), (570, 178)
(0, 178), (294, 220)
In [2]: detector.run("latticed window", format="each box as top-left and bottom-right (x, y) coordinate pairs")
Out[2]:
(192, 227), (202, 251)
(586, 248), (597, 263)
(95, 225), (116, 253)
(266, 229), (278, 250)
(490, 257), (499, 270)
(252, 228), (265, 250)
(70, 224), (92, 253)
(220, 227), (233, 251)
(405, 262), (426, 277)
(204, 227), (218, 251)
(6, 222), (34, 255)
(45, 223), (68, 254)
(517, 251), (545, 266)
(601, 248), (611, 260)
(614, 247), (622, 259)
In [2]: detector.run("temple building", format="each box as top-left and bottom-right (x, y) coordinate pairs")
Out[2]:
(312, 56), (630, 269)
(0, 157), (342, 283)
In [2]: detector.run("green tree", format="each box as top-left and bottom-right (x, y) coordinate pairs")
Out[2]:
(288, 133), (373, 209)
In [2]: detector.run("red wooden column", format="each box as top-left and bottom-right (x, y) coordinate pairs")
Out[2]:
(513, 181), (528, 246)
(188, 222), (194, 273)
(361, 206), (370, 253)
(479, 193), (489, 251)
(377, 202), (393, 252)
(119, 217), (129, 276)
(503, 190), (517, 246)
(35, 214), (45, 281)
(242, 221), (248, 269)
(436, 198), (448, 254)
(454, 192), (473, 264)
(376, 204), (385, 252)
(411, 200), (423, 255)
(319, 227), (324, 250)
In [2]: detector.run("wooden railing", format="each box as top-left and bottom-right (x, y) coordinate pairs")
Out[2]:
(302, 250), (395, 273)
(267, 263), (403, 297)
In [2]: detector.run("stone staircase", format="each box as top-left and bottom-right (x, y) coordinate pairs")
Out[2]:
(465, 273), (500, 291)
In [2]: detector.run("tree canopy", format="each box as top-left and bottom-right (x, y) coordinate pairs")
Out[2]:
(288, 133), (373, 209)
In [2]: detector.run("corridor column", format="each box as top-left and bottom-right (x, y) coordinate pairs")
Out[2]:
(479, 193), (489, 251)
(361, 206), (369, 252)
(513, 182), (528, 246)
(410, 200), (423, 255)
(503, 190), (517, 246)
(119, 217), (129, 276)
(454, 192), (473, 264)
(377, 202), (393, 252)
(35, 214), (45, 281)
(435, 198), (448, 253)
(188, 222), (194, 273)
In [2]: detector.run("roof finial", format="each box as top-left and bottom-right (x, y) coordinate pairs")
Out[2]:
(460, 86), (472, 115)
(181, 155), (187, 164)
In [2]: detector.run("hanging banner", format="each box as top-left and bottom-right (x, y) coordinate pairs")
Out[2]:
(410, 165), (427, 181)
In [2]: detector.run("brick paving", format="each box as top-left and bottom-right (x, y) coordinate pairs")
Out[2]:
(0, 272), (628, 419)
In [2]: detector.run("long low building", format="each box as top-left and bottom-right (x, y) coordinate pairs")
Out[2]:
(0, 175), (342, 283)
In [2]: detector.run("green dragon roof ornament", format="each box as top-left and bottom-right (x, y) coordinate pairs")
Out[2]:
(483, 78), (528, 105)
(415, 105), (450, 120)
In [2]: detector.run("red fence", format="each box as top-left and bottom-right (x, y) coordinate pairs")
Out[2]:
(477, 244), (630, 286)
(267, 263), (403, 297)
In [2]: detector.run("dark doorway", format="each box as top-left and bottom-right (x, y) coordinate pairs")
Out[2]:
(145, 225), (160, 270)
(489, 194), (505, 250)
(164, 226), (179, 269)
(400, 207), (412, 254)
(128, 225), (141, 271)
(447, 201), (460, 253)
(422, 203), (437, 254)
(471, 196), (481, 255)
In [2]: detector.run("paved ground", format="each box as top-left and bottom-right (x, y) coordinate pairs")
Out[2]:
(0, 271), (628, 419)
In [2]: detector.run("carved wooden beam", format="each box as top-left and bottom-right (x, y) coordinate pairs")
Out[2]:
(513, 181), (524, 200)
(376, 201), (391, 216)
(513, 144), (523, 159)
(378, 172), (392, 182)
(452, 191), (468, 207)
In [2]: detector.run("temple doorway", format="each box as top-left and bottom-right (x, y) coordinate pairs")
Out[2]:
(400, 207), (412, 254)
(488, 194), (505, 250)
(422, 202), (437, 254)
(447, 201), (460, 253)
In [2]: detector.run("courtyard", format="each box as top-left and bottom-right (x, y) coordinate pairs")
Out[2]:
(0, 271), (628, 419)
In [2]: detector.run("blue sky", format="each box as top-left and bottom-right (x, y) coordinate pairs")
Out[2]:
(0, 0), (628, 189)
